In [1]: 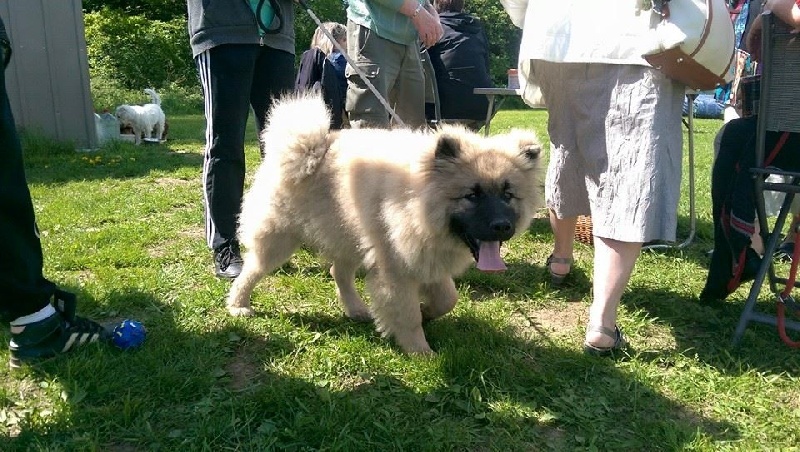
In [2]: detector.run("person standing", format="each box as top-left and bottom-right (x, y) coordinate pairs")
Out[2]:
(500, 0), (686, 355)
(186, 0), (296, 278)
(345, 0), (444, 128)
(0, 15), (108, 368)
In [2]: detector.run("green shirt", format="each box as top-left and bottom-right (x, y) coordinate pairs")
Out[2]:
(347, 0), (419, 45)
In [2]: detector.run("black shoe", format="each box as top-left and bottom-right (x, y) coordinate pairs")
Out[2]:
(774, 242), (795, 263)
(214, 242), (243, 279)
(9, 290), (109, 368)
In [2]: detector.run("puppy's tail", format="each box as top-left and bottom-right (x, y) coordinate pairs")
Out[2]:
(261, 92), (332, 184)
(144, 88), (161, 105)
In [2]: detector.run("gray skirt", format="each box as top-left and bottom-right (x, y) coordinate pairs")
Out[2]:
(533, 60), (685, 243)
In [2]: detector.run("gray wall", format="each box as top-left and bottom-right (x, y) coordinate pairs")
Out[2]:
(2, 0), (97, 148)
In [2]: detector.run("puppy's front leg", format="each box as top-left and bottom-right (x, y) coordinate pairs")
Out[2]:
(367, 269), (432, 354)
(420, 277), (458, 321)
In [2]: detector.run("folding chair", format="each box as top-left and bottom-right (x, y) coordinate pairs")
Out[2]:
(733, 12), (800, 346)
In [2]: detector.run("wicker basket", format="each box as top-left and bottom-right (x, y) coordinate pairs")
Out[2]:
(575, 215), (593, 246)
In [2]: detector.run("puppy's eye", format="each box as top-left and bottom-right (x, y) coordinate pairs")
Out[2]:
(463, 184), (482, 201)
(503, 191), (517, 202)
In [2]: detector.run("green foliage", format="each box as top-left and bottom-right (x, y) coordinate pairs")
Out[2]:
(295, 0), (348, 53)
(467, 0), (522, 86)
(82, 0), (186, 22)
(84, 8), (196, 91)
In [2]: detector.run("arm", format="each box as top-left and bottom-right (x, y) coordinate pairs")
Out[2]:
(746, 0), (800, 60)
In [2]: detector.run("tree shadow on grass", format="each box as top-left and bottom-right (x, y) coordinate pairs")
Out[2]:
(623, 286), (800, 376)
(278, 309), (738, 450)
(0, 282), (739, 449)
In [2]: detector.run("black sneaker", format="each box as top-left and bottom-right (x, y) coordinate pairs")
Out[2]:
(9, 290), (109, 368)
(214, 242), (243, 279)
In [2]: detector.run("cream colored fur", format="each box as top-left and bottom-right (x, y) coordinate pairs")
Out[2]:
(227, 93), (542, 354)
(115, 88), (166, 144)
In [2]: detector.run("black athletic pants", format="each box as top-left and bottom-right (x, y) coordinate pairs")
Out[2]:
(195, 44), (295, 251)
(0, 39), (56, 322)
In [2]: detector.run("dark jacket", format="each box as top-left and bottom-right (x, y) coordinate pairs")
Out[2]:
(186, 0), (295, 58)
(427, 12), (493, 121)
(295, 48), (346, 129)
(0, 16), (9, 68)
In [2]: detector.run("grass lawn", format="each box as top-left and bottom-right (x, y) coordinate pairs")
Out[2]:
(1, 108), (799, 450)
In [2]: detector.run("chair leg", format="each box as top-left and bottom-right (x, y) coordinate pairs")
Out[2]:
(733, 188), (796, 345)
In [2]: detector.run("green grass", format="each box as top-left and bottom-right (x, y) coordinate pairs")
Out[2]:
(2, 108), (799, 450)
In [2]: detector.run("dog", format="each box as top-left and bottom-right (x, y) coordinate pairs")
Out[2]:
(115, 88), (166, 145)
(226, 93), (543, 354)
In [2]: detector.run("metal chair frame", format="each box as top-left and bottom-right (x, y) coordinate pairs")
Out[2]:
(733, 12), (800, 345)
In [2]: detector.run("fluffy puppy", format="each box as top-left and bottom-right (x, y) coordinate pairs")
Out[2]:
(227, 93), (543, 354)
(115, 88), (166, 144)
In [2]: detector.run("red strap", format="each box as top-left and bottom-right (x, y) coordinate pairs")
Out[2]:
(777, 213), (800, 348)
(764, 132), (791, 167)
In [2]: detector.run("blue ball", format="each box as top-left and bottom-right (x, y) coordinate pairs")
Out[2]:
(112, 319), (147, 349)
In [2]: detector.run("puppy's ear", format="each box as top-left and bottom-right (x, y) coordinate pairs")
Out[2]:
(519, 142), (541, 162)
(434, 134), (462, 160)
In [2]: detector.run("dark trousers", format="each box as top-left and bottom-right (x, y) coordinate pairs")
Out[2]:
(702, 117), (800, 299)
(0, 52), (56, 322)
(195, 44), (295, 251)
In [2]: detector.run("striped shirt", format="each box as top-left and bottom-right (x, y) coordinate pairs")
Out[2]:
(347, 0), (419, 45)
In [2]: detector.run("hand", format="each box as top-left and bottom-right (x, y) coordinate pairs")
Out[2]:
(412, 8), (444, 48)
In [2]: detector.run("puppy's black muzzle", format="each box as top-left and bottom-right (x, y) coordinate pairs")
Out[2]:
(450, 194), (519, 259)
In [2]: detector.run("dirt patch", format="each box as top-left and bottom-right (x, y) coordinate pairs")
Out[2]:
(225, 348), (261, 392)
(154, 177), (192, 187)
(509, 301), (587, 341)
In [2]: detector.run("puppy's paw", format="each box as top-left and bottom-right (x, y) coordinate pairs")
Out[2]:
(344, 307), (373, 323)
(404, 343), (436, 355)
(394, 332), (434, 355)
(228, 306), (255, 317)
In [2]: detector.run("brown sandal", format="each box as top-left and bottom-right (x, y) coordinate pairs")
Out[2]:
(545, 254), (573, 286)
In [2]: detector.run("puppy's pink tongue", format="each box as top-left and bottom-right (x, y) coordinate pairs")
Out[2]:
(476, 241), (507, 272)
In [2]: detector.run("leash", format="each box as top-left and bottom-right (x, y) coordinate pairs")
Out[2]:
(296, 0), (406, 127)
(776, 210), (800, 348)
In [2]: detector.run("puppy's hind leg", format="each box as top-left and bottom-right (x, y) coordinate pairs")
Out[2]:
(227, 232), (300, 316)
(367, 269), (432, 354)
(330, 259), (370, 322)
(420, 277), (458, 321)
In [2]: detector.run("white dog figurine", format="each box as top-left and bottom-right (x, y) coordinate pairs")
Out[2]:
(115, 88), (166, 145)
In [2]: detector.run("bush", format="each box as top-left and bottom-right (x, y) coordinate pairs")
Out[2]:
(84, 8), (196, 91)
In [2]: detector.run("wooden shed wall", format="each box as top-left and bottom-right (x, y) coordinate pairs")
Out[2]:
(1, 0), (96, 148)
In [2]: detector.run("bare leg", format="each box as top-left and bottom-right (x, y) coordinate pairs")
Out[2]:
(585, 237), (642, 348)
(420, 278), (458, 321)
(330, 261), (371, 321)
(226, 233), (299, 316)
(366, 269), (431, 354)
(548, 209), (577, 275)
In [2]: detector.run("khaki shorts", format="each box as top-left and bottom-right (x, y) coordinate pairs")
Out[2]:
(534, 61), (685, 242)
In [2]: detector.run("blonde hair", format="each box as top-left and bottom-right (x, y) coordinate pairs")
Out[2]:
(310, 22), (346, 56)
